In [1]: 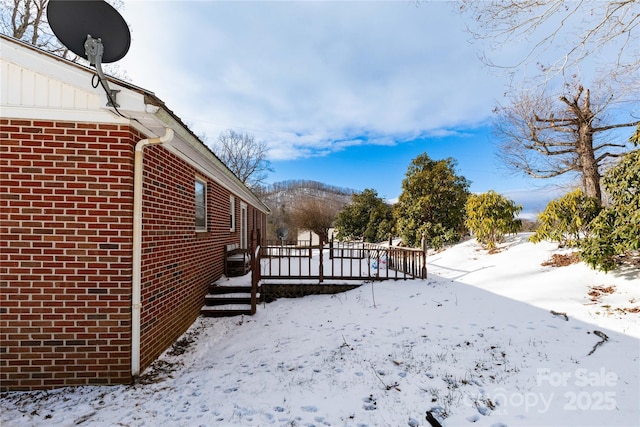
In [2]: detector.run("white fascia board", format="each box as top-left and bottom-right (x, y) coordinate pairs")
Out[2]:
(0, 105), (128, 124)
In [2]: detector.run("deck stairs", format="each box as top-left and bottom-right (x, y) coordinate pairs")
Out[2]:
(200, 285), (258, 317)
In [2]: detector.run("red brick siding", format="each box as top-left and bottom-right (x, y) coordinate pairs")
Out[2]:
(0, 119), (135, 390)
(137, 145), (265, 369)
(0, 118), (267, 391)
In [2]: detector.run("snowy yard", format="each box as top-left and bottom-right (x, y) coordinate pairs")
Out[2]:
(1, 234), (638, 427)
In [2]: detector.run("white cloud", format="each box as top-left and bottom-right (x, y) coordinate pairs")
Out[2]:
(502, 185), (570, 218)
(119, 1), (505, 160)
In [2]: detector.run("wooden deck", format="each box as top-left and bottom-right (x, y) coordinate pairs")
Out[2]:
(258, 240), (427, 282)
(202, 240), (427, 317)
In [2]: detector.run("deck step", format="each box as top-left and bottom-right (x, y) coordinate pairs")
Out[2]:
(201, 284), (257, 317)
(200, 305), (254, 317)
(204, 295), (253, 306)
(207, 285), (254, 294)
(205, 292), (257, 299)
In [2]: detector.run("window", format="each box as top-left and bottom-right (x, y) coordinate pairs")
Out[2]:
(195, 178), (207, 231)
(229, 195), (236, 232)
(240, 202), (247, 248)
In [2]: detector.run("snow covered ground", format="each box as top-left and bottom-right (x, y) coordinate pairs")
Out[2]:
(1, 234), (639, 427)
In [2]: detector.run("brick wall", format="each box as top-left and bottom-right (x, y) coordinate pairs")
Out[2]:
(0, 118), (267, 391)
(0, 119), (135, 390)
(124, 137), (267, 373)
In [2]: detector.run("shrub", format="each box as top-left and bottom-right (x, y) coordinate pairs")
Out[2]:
(465, 191), (522, 249)
(581, 149), (640, 271)
(530, 189), (601, 247)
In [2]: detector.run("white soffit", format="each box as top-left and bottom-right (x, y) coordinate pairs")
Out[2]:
(1, 36), (143, 123)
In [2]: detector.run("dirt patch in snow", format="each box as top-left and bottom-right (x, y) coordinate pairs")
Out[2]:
(587, 285), (616, 302)
(136, 325), (202, 385)
(541, 252), (580, 267)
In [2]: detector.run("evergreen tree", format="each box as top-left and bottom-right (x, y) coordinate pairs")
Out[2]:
(334, 189), (393, 242)
(394, 153), (470, 248)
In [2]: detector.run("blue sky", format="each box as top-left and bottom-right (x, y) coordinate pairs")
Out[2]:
(115, 0), (635, 216)
(267, 125), (566, 215)
(270, 126), (502, 199)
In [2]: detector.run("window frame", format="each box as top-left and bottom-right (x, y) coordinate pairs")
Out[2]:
(240, 202), (248, 248)
(195, 177), (207, 232)
(229, 195), (236, 232)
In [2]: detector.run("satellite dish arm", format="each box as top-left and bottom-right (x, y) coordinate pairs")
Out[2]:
(85, 34), (120, 108)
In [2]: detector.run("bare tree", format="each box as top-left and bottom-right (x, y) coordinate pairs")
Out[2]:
(1, 0), (128, 77)
(2, 0), (123, 54)
(458, 0), (640, 81)
(213, 130), (273, 189)
(2, 0), (50, 47)
(290, 197), (342, 245)
(260, 180), (355, 242)
(495, 82), (639, 203)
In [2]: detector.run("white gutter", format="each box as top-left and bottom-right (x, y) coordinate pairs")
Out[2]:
(131, 127), (174, 377)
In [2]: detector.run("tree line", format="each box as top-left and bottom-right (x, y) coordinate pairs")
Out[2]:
(328, 139), (638, 272)
(258, 180), (356, 199)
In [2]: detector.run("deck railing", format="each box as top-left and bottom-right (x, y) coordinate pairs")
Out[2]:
(255, 239), (427, 282)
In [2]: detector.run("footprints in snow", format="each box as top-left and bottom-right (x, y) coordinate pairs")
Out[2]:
(362, 394), (377, 411)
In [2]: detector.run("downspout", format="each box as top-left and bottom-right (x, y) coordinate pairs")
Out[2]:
(132, 127), (174, 377)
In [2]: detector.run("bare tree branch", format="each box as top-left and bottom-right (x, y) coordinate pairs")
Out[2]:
(213, 130), (273, 190)
(1, 0), (128, 78)
(290, 197), (343, 245)
(593, 121), (640, 133)
(458, 0), (640, 80)
(495, 81), (637, 202)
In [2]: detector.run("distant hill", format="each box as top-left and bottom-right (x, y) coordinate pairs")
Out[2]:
(256, 180), (357, 240)
(257, 179), (357, 210)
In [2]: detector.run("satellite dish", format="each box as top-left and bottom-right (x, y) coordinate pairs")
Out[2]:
(47, 0), (131, 108)
(276, 228), (289, 240)
(47, 0), (130, 63)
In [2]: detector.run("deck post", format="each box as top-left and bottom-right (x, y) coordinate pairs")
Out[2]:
(251, 246), (260, 314)
(319, 240), (324, 283)
(329, 234), (333, 260)
(421, 233), (428, 279)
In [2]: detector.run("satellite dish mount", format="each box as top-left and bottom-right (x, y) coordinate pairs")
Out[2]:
(85, 35), (120, 107)
(47, 0), (131, 110)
